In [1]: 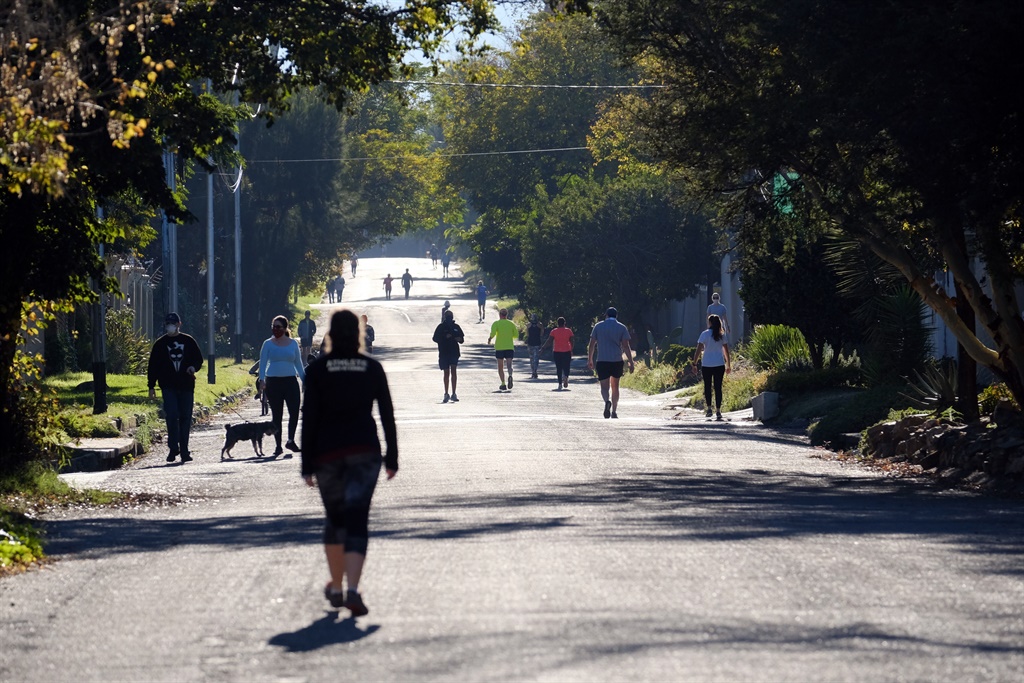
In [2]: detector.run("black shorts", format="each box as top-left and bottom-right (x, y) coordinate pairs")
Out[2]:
(439, 355), (459, 370)
(596, 361), (624, 380)
(494, 349), (514, 359)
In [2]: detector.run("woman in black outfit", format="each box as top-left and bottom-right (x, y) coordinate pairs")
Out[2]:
(302, 310), (398, 616)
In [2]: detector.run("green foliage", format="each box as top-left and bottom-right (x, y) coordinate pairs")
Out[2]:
(763, 365), (862, 393)
(644, 327), (683, 367)
(620, 362), (691, 395)
(1, 351), (67, 477)
(661, 345), (697, 369)
(861, 286), (933, 387)
(104, 307), (150, 375)
(979, 383), (1019, 416)
(900, 358), (959, 414)
(0, 508), (44, 570)
(809, 384), (914, 447)
(597, 0), (1024, 407)
(746, 324), (812, 372)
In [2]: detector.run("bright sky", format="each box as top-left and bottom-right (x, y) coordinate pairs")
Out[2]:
(399, 0), (539, 65)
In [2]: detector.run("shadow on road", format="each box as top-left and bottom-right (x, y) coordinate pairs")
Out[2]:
(268, 613), (379, 651)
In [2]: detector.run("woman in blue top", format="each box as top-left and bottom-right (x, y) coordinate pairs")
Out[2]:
(259, 315), (306, 456)
(692, 314), (731, 421)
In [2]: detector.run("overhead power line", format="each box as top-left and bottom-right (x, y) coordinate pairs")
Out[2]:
(392, 80), (665, 89)
(247, 146), (591, 163)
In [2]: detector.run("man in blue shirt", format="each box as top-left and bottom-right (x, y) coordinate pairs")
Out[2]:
(587, 307), (634, 419)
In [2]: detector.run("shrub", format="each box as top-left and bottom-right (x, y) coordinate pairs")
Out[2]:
(1, 352), (67, 476)
(621, 362), (692, 395)
(764, 365), (862, 393)
(746, 324), (812, 371)
(979, 383), (1019, 415)
(809, 384), (914, 447)
(661, 344), (696, 368)
(105, 307), (150, 375)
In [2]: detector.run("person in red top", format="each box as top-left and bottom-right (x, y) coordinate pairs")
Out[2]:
(542, 316), (574, 390)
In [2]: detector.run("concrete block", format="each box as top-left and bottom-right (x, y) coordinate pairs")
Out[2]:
(752, 391), (779, 422)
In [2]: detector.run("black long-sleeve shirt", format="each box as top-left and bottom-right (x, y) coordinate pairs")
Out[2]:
(301, 351), (398, 475)
(432, 320), (465, 358)
(147, 333), (203, 391)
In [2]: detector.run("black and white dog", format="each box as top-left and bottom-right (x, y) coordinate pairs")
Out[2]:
(221, 421), (276, 460)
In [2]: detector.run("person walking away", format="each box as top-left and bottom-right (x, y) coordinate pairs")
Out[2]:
(148, 312), (203, 463)
(441, 300), (451, 322)
(362, 314), (375, 353)
(692, 314), (731, 420)
(401, 269), (413, 299)
(326, 276), (336, 303)
(259, 315), (305, 456)
(432, 309), (465, 403)
(707, 292), (730, 336)
(526, 314), (545, 379)
(298, 310), (317, 365)
(542, 317), (574, 389)
(302, 310), (397, 617)
(429, 244), (439, 268)
(335, 275), (346, 302)
(383, 274), (394, 300)
(350, 253), (358, 277)
(441, 251), (451, 278)
(587, 307), (634, 418)
(488, 308), (519, 391)
(476, 280), (489, 322)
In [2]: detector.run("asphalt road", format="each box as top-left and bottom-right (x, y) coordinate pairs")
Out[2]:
(2, 257), (1022, 682)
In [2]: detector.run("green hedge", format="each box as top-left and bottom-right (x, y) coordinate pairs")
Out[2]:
(765, 365), (861, 393)
(809, 384), (913, 447)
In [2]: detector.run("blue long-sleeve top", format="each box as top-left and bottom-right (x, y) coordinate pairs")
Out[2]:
(259, 337), (305, 382)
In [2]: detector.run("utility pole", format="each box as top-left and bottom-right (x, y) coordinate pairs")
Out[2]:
(206, 80), (216, 384)
(231, 65), (243, 363)
(91, 210), (107, 414)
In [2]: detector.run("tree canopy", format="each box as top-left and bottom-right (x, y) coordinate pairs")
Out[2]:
(597, 0), (1024, 403)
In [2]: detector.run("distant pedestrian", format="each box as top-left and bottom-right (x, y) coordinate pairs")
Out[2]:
(350, 253), (358, 277)
(433, 309), (465, 403)
(430, 244), (439, 268)
(476, 280), (489, 322)
(707, 292), (730, 336)
(258, 315), (305, 456)
(441, 251), (451, 278)
(326, 277), (336, 303)
(401, 269), (413, 299)
(334, 275), (346, 302)
(526, 314), (545, 379)
(302, 310), (398, 617)
(362, 314), (375, 353)
(147, 312), (203, 463)
(488, 308), (518, 391)
(542, 317), (574, 389)
(441, 299), (451, 322)
(587, 307), (634, 419)
(298, 310), (317, 365)
(383, 273), (394, 300)
(692, 314), (731, 420)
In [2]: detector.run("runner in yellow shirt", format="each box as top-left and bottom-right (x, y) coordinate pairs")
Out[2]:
(487, 308), (519, 391)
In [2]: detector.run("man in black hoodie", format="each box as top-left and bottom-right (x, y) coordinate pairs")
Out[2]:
(432, 309), (465, 403)
(148, 312), (204, 463)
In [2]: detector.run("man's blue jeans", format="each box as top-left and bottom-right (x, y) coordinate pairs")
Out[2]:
(162, 387), (195, 455)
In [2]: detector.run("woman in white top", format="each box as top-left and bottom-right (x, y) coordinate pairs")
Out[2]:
(259, 315), (306, 456)
(692, 314), (731, 421)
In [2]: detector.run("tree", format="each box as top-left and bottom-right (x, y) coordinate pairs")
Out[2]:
(0, 0), (502, 473)
(522, 172), (717, 331)
(597, 0), (1024, 406)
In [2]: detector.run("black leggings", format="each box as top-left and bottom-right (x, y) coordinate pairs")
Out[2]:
(702, 365), (726, 410)
(265, 376), (300, 446)
(553, 351), (571, 383)
(316, 454), (382, 555)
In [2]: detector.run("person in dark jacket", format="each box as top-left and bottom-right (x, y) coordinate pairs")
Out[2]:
(432, 308), (465, 403)
(302, 310), (397, 617)
(147, 312), (204, 463)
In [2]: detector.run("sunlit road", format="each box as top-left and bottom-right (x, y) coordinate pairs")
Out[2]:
(2, 256), (1022, 682)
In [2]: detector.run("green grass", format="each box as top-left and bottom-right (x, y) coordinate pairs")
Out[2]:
(621, 363), (690, 395)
